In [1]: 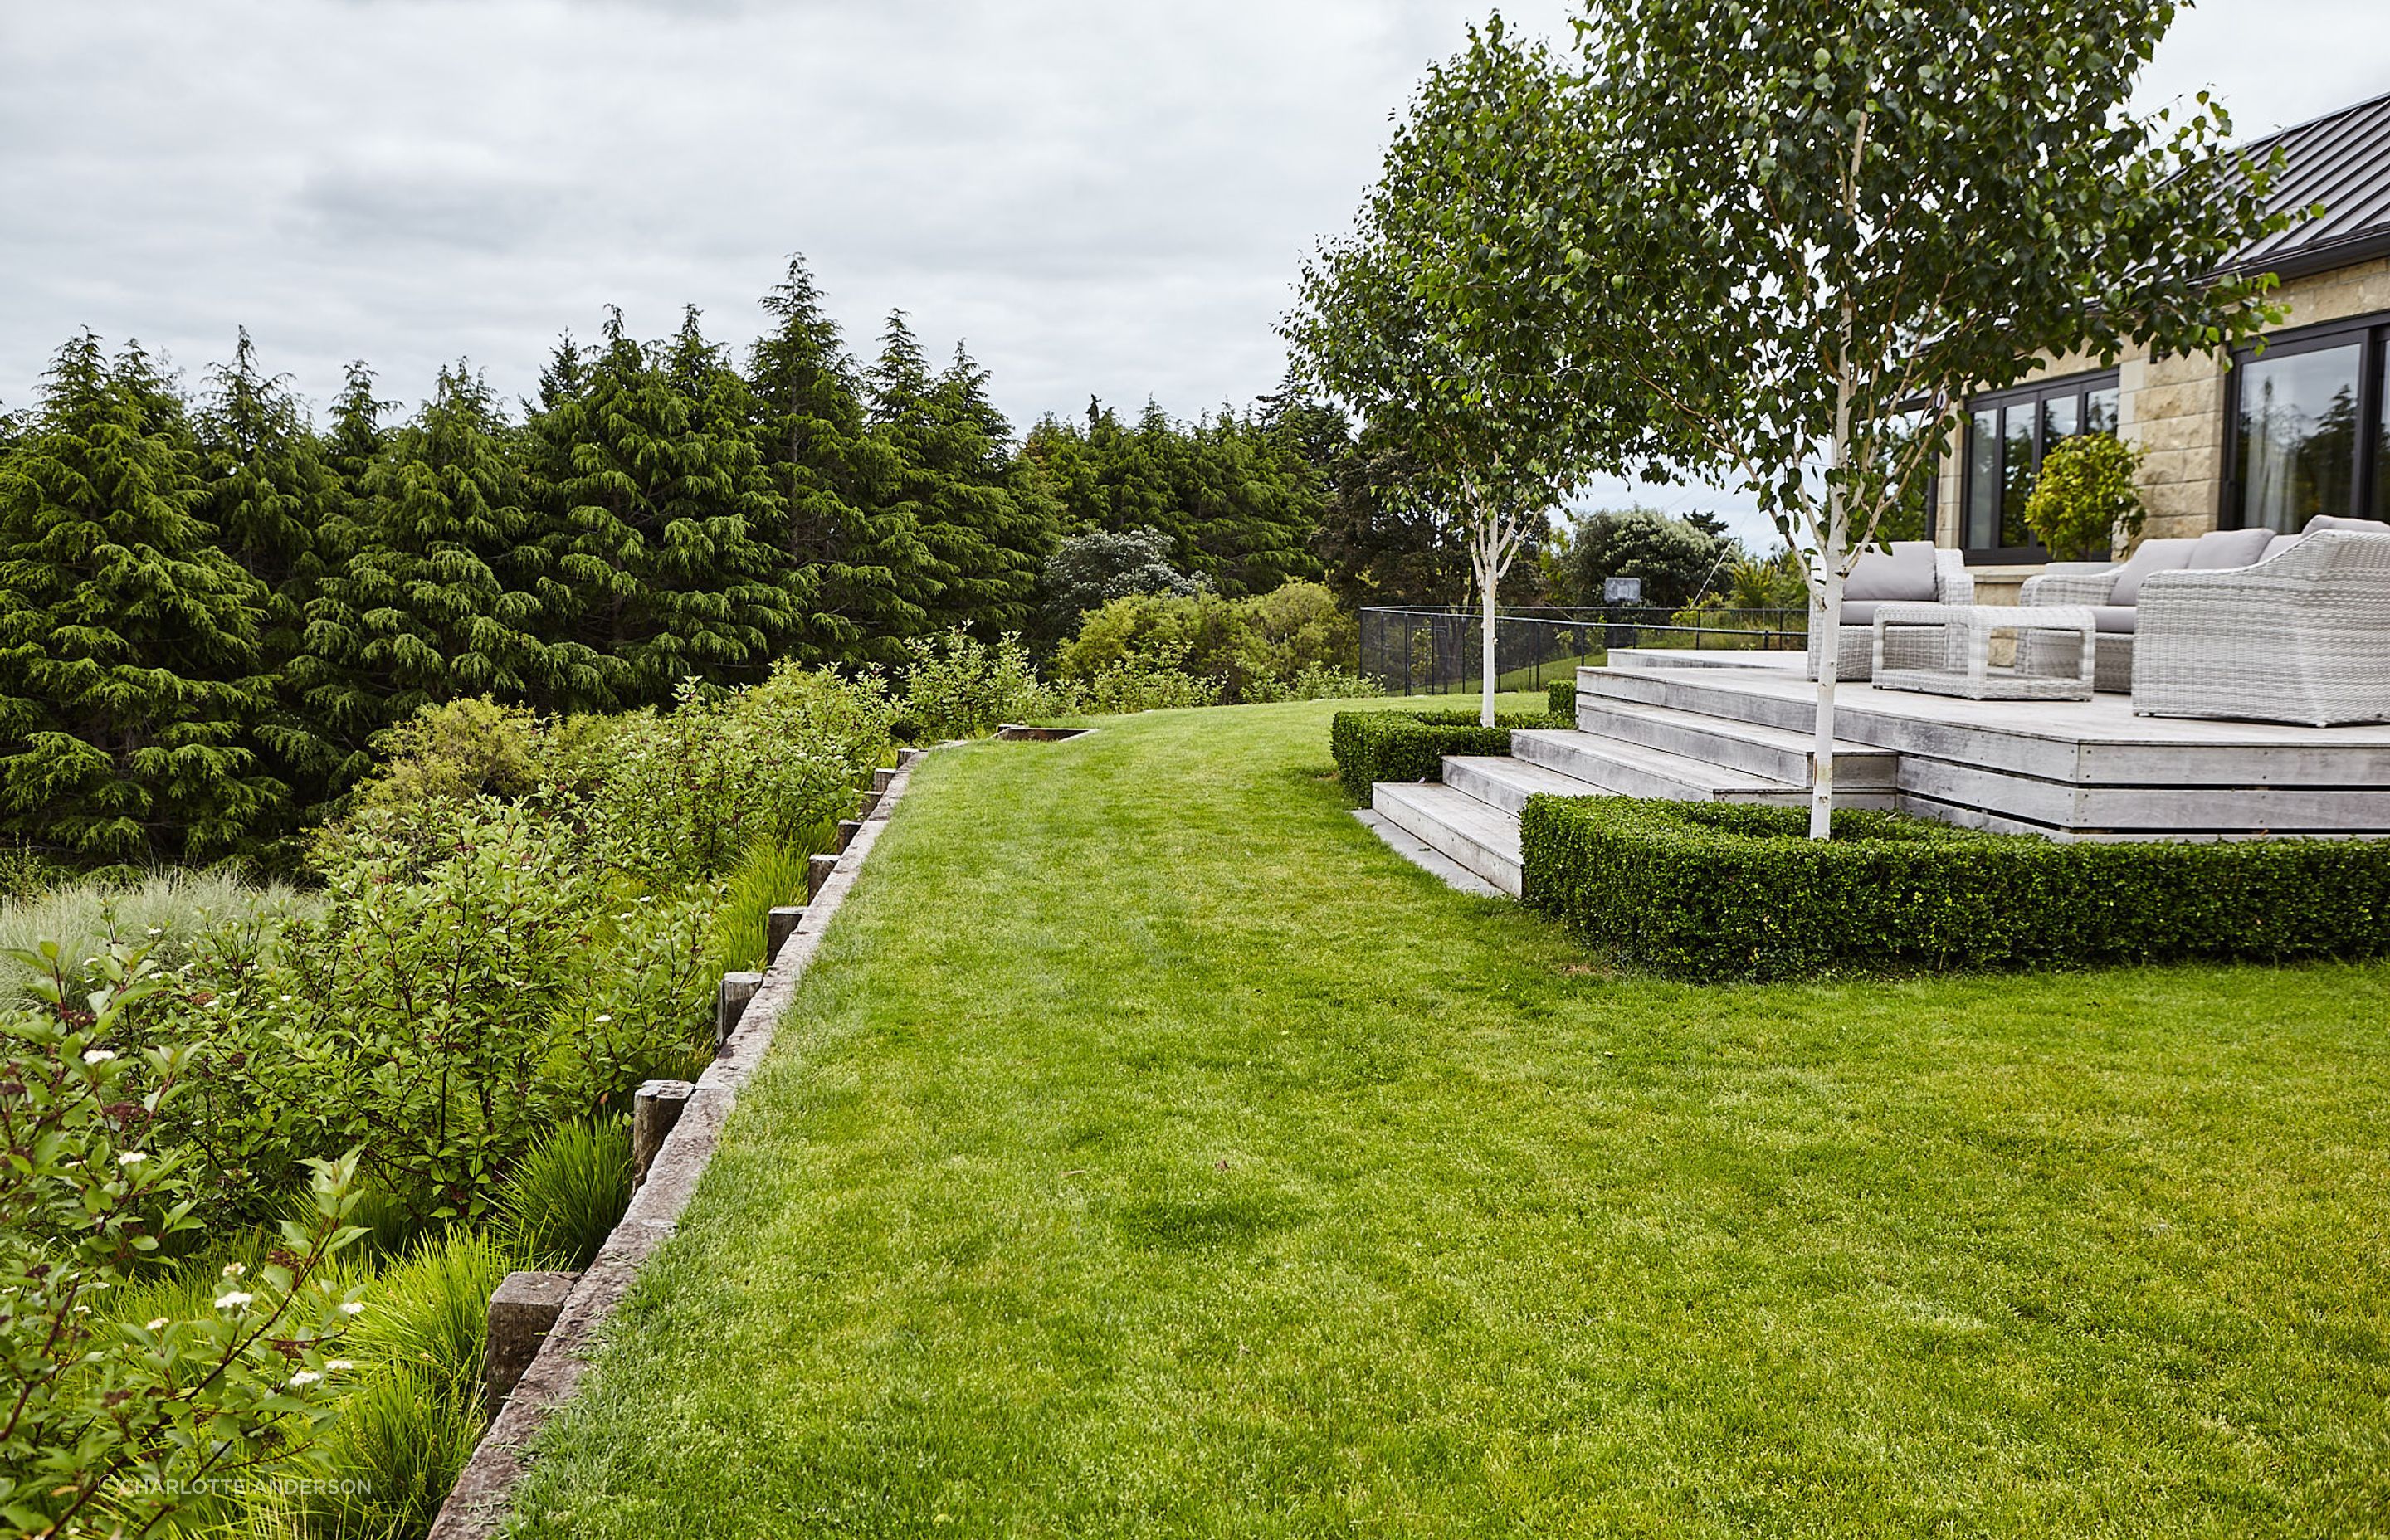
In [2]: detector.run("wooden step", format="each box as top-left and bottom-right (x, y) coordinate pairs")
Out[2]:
(1513, 729), (1898, 810)
(1371, 782), (1523, 896)
(1441, 755), (1611, 816)
(1571, 694), (1899, 790)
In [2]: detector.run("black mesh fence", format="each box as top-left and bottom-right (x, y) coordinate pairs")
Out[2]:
(1358, 606), (1809, 697)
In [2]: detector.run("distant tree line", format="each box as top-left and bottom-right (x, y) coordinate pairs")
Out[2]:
(0, 256), (1498, 870)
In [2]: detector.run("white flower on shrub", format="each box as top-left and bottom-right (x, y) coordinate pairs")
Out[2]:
(116, 1152), (148, 1165)
(215, 1290), (254, 1309)
(287, 1370), (323, 1388)
(221, 1262), (246, 1278)
(339, 1301), (365, 1317)
(146, 1318), (169, 1331)
(81, 1049), (116, 1064)
(325, 1358), (354, 1372)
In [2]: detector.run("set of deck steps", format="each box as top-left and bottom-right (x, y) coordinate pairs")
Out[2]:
(1368, 654), (2390, 894)
(1370, 671), (1894, 896)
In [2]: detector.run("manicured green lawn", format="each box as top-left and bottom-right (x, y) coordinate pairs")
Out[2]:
(511, 698), (2390, 1538)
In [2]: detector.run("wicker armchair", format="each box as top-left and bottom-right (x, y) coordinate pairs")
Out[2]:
(1806, 546), (1975, 681)
(2016, 561), (2140, 691)
(2131, 531), (2390, 725)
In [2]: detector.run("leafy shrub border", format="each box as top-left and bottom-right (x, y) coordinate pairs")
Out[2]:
(1519, 795), (2390, 980)
(1329, 709), (1563, 804)
(1546, 679), (1576, 720)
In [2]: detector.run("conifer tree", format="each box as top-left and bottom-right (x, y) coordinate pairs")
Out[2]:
(534, 308), (792, 705)
(866, 319), (1051, 638)
(748, 258), (924, 661)
(195, 330), (344, 802)
(321, 360), (393, 495)
(304, 365), (555, 758)
(0, 334), (283, 866)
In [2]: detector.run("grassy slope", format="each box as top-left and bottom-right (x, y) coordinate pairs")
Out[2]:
(511, 698), (2389, 1538)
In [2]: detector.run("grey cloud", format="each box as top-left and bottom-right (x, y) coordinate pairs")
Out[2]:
(2, 0), (2382, 531)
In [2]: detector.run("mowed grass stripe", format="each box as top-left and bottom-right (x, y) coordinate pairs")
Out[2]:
(510, 697), (2390, 1539)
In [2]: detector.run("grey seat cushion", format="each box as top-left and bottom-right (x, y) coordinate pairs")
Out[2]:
(1843, 541), (1938, 602)
(2305, 514), (2390, 535)
(2091, 605), (2137, 634)
(1836, 600), (1884, 626)
(2185, 527), (2277, 569)
(2109, 537), (2197, 605)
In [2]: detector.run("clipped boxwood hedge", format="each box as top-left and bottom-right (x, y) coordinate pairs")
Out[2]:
(1329, 709), (1563, 803)
(1520, 795), (2390, 980)
(1546, 679), (1576, 720)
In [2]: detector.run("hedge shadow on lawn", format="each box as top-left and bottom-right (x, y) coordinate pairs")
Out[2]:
(1520, 796), (2390, 982)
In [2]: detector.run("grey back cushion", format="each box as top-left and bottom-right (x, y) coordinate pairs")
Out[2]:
(2186, 527), (2277, 571)
(2109, 537), (2197, 606)
(1843, 540), (1938, 602)
(2306, 514), (2390, 535)
(2262, 534), (2303, 564)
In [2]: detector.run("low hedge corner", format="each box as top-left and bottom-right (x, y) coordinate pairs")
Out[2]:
(1546, 679), (1576, 720)
(1329, 709), (1563, 804)
(1519, 795), (2390, 980)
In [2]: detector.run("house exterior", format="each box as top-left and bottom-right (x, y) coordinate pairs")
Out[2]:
(1934, 88), (2390, 601)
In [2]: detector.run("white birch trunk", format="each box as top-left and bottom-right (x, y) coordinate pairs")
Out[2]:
(1473, 532), (1498, 729)
(1812, 353), (1856, 841)
(1808, 566), (1842, 840)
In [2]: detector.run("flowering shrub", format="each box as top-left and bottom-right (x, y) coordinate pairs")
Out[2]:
(583, 668), (891, 885)
(0, 943), (364, 1538)
(900, 629), (1046, 740)
(157, 802), (712, 1228)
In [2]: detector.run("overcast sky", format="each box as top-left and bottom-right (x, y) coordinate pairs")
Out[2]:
(5, 0), (2387, 542)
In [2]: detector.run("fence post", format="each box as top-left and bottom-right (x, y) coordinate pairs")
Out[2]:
(766, 906), (803, 960)
(482, 1270), (576, 1415)
(631, 1079), (695, 1189)
(807, 852), (837, 900)
(715, 972), (763, 1054)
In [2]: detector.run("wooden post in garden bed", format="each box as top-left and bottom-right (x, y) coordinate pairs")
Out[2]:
(482, 1271), (577, 1415)
(715, 972), (763, 1054)
(766, 906), (804, 959)
(807, 852), (836, 899)
(630, 1079), (694, 1190)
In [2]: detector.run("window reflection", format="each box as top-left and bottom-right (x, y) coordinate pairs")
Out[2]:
(2376, 348), (2389, 522)
(2237, 344), (2360, 533)
(1967, 407), (1999, 549)
(2001, 407), (2036, 548)
(1879, 408), (1934, 542)
(2085, 387), (2119, 436)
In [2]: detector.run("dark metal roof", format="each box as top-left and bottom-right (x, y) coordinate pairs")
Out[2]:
(2222, 88), (2390, 280)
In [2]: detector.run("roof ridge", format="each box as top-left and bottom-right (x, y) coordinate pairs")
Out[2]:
(2231, 83), (2390, 153)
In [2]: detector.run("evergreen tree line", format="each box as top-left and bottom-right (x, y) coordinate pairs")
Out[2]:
(0, 258), (1386, 871)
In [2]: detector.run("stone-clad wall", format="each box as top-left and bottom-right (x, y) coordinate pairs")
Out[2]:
(1933, 255), (2390, 560)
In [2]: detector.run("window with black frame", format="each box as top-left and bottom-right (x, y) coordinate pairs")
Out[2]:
(2227, 313), (2388, 532)
(1960, 370), (2121, 561)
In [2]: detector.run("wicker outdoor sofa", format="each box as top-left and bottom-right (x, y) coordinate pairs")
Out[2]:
(2132, 529), (2390, 725)
(2018, 518), (2390, 724)
(1805, 542), (1976, 681)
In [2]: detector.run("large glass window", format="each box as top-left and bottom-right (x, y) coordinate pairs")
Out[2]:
(1960, 369), (2120, 559)
(2227, 314), (2388, 532)
(2236, 344), (2362, 533)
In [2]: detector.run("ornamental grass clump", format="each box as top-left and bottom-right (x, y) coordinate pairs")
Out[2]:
(497, 1118), (634, 1270)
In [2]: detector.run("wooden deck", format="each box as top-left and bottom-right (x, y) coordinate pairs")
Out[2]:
(1597, 651), (2390, 837)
